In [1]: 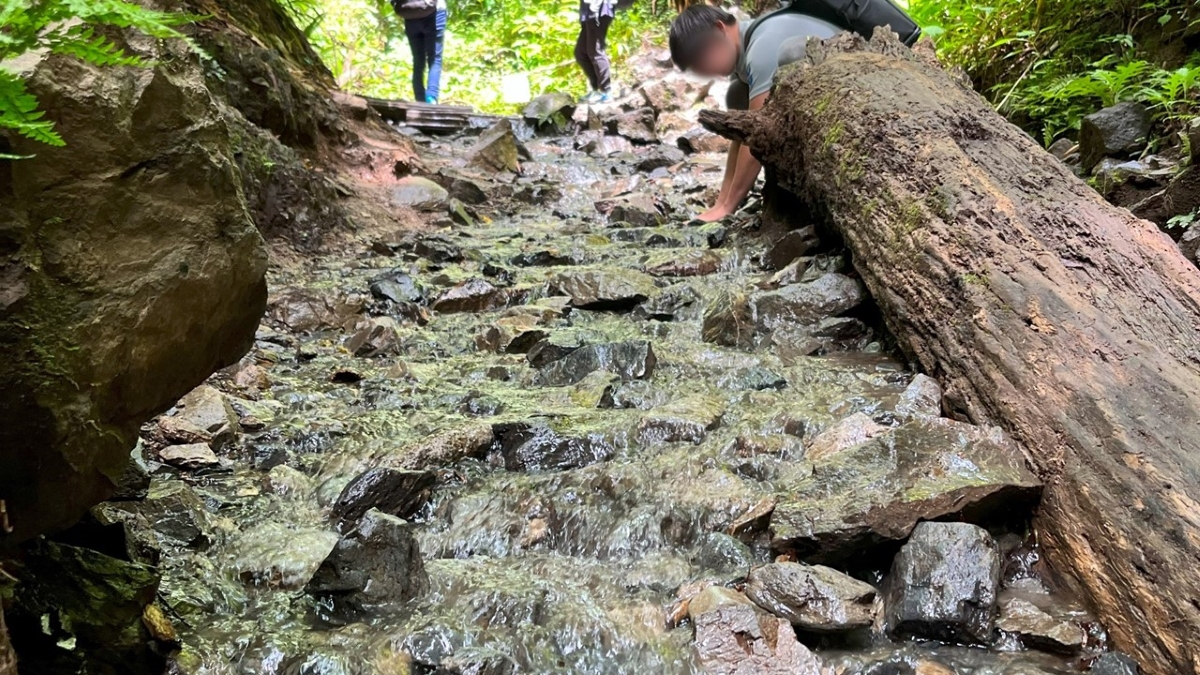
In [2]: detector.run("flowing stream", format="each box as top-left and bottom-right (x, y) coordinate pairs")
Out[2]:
(123, 126), (1102, 675)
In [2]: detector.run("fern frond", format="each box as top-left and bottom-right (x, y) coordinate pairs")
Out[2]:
(0, 70), (64, 146)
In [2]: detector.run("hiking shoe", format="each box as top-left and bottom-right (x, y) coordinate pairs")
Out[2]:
(580, 90), (601, 104)
(595, 91), (612, 103)
(425, 95), (438, 104)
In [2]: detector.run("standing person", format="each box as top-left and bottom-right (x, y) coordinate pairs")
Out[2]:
(399, 0), (448, 103)
(576, 0), (614, 104)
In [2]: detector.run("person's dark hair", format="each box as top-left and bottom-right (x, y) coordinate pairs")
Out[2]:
(669, 5), (737, 71)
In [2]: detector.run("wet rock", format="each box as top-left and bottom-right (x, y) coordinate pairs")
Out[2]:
(693, 604), (823, 675)
(369, 270), (426, 306)
(439, 171), (491, 205)
(526, 331), (586, 368)
(390, 176), (449, 211)
(677, 127), (730, 154)
(688, 586), (756, 621)
(470, 119), (529, 173)
(1093, 158), (1174, 208)
(8, 540), (167, 674)
(550, 269), (657, 310)
(805, 412), (888, 462)
(656, 111), (696, 145)
(702, 289), (755, 348)
(581, 133), (635, 156)
(459, 391), (506, 416)
(882, 521), (1001, 645)
(307, 508), (429, 620)
(745, 562), (877, 632)
(432, 279), (512, 313)
(895, 374), (943, 419)
(1079, 102), (1153, 172)
(329, 467), (435, 530)
(645, 249), (722, 277)
(719, 366), (787, 391)
(752, 273), (867, 330)
(764, 227), (818, 271)
(448, 197), (477, 227)
(636, 144), (687, 172)
(596, 193), (665, 226)
(511, 247), (584, 267)
(522, 92), (576, 133)
(344, 316), (401, 357)
(536, 340), (657, 386)
(513, 183), (564, 205)
(636, 396), (723, 445)
(633, 283), (702, 321)
(997, 591), (1088, 654)
(265, 464), (314, 498)
(232, 523), (339, 589)
(694, 532), (754, 575)
(96, 480), (214, 549)
(771, 417), (1041, 561)
(159, 442), (220, 469)
(269, 288), (365, 333)
(610, 107), (659, 144)
(111, 445), (152, 501)
(1091, 652), (1140, 675)
(388, 423), (496, 470)
(413, 234), (464, 263)
(160, 384), (239, 450)
(492, 421), (616, 471)
(476, 316), (548, 354)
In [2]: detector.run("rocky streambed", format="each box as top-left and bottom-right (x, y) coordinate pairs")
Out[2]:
(5, 86), (1132, 675)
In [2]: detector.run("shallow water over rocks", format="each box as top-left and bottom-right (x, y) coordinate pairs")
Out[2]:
(45, 121), (1115, 675)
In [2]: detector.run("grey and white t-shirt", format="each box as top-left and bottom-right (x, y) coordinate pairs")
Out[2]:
(735, 13), (843, 100)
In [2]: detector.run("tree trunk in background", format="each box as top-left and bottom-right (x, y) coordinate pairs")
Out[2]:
(701, 32), (1200, 675)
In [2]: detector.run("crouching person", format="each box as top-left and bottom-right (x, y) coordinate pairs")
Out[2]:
(669, 5), (842, 222)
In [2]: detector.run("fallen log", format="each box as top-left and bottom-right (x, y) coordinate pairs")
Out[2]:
(701, 31), (1200, 675)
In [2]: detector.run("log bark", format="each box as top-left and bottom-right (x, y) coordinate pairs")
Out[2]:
(702, 31), (1200, 675)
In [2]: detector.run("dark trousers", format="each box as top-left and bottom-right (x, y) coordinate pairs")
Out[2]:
(575, 16), (612, 92)
(405, 9), (446, 101)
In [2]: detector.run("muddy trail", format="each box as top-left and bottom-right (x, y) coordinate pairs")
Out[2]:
(11, 79), (1126, 674)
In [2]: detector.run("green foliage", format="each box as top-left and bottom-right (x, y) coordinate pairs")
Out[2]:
(0, 0), (196, 148)
(907, 0), (1200, 146)
(1168, 210), (1198, 229)
(277, 0), (668, 113)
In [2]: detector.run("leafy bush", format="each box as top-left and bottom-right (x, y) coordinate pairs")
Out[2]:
(277, 0), (669, 113)
(0, 0), (195, 149)
(907, 0), (1200, 146)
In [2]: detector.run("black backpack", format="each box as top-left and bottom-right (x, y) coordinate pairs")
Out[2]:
(390, 0), (435, 20)
(746, 0), (921, 48)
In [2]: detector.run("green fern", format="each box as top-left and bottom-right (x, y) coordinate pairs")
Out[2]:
(0, 0), (197, 150)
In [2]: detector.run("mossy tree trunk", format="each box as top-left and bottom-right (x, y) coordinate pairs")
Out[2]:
(701, 31), (1200, 675)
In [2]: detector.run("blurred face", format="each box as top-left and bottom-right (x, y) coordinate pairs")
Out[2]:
(690, 25), (739, 77)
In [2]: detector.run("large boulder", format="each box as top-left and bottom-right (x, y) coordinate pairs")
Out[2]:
(7, 541), (171, 673)
(770, 417), (1041, 561)
(1079, 101), (1153, 172)
(0, 28), (267, 543)
(881, 521), (1002, 645)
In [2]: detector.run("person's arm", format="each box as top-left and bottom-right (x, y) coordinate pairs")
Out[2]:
(698, 91), (768, 222)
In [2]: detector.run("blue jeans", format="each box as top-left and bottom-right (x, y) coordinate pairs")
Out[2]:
(405, 9), (446, 101)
